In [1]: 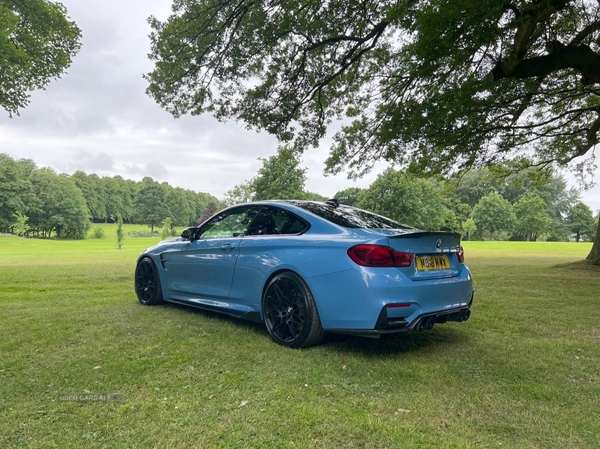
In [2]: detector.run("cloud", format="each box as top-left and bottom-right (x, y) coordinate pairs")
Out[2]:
(123, 161), (168, 179)
(67, 150), (116, 172)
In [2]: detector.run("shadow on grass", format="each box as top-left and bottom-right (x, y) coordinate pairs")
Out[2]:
(551, 259), (600, 277)
(162, 301), (468, 356)
(324, 326), (468, 357)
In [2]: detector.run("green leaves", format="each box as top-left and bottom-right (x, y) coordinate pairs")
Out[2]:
(223, 145), (315, 203)
(567, 202), (597, 242)
(514, 193), (552, 240)
(136, 178), (171, 232)
(146, 0), (392, 150)
(29, 168), (91, 239)
(146, 0), (600, 181)
(0, 153), (39, 233)
(251, 146), (307, 201)
(0, 0), (81, 116)
(357, 169), (453, 230)
(471, 193), (517, 239)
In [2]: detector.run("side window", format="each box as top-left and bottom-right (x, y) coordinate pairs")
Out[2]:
(246, 207), (309, 236)
(199, 207), (259, 239)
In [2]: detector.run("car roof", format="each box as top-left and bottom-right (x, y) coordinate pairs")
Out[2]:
(217, 200), (345, 234)
(232, 200), (415, 232)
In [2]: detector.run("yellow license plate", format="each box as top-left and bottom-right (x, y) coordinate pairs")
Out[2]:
(417, 255), (450, 270)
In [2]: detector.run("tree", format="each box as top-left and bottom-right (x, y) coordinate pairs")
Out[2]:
(11, 211), (29, 236)
(0, 0), (81, 116)
(567, 202), (597, 242)
(450, 169), (496, 208)
(442, 194), (472, 233)
(333, 187), (365, 207)
(0, 153), (38, 233)
(4, 153), (224, 239)
(589, 214), (600, 263)
(71, 171), (107, 222)
(197, 201), (218, 224)
(116, 215), (124, 249)
(146, 0), (600, 264)
(251, 146), (307, 201)
(513, 193), (552, 241)
(223, 146), (323, 204)
(167, 186), (193, 227)
(161, 216), (173, 240)
(494, 169), (578, 240)
(358, 169), (452, 230)
(471, 193), (516, 240)
(223, 181), (254, 206)
(451, 166), (578, 240)
(136, 177), (170, 232)
(301, 191), (327, 201)
(103, 176), (136, 223)
(186, 190), (220, 225)
(29, 169), (91, 238)
(461, 218), (477, 241)
(146, 1), (600, 173)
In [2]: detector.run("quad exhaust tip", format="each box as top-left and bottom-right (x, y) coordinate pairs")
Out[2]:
(417, 308), (471, 331)
(458, 309), (471, 322)
(417, 316), (437, 331)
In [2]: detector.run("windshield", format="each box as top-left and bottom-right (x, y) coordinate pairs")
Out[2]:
(289, 201), (416, 230)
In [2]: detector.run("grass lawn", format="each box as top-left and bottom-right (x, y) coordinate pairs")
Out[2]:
(0, 237), (598, 448)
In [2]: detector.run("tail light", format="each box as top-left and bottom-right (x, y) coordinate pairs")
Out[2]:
(347, 244), (414, 267)
(457, 246), (465, 263)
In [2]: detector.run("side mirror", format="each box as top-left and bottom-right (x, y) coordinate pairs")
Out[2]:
(181, 227), (197, 241)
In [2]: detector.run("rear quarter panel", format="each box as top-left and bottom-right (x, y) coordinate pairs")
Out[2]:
(228, 232), (374, 307)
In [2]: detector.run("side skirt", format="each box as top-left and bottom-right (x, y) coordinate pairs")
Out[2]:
(164, 298), (263, 323)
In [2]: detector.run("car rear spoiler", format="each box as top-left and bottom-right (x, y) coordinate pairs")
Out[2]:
(388, 231), (462, 240)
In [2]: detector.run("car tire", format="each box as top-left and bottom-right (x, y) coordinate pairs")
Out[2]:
(135, 257), (164, 305)
(262, 271), (325, 348)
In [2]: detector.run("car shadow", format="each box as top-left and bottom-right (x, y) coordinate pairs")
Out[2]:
(322, 327), (469, 356)
(161, 301), (468, 355)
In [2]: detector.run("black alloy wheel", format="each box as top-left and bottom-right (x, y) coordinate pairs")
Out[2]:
(263, 272), (325, 348)
(135, 258), (164, 305)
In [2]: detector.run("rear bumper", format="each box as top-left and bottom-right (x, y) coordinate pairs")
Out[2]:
(307, 263), (474, 330)
(325, 292), (474, 338)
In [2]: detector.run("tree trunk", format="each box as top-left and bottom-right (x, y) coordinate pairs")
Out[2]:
(586, 216), (600, 265)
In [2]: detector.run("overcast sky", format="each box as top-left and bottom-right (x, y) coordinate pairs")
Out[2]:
(1, 0), (599, 211)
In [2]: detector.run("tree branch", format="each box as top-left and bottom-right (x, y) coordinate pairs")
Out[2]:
(500, 0), (571, 76)
(572, 111), (600, 158)
(490, 41), (600, 85)
(571, 19), (600, 45)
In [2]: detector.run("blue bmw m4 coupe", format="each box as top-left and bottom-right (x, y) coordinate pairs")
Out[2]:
(135, 200), (474, 348)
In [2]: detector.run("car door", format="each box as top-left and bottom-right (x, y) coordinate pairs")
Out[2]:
(162, 206), (260, 300)
(228, 206), (311, 305)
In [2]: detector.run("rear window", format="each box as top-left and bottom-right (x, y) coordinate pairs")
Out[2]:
(289, 201), (415, 230)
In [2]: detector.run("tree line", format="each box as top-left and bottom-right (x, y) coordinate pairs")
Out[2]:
(1, 149), (598, 243)
(0, 153), (221, 238)
(226, 147), (599, 243)
(350, 168), (598, 242)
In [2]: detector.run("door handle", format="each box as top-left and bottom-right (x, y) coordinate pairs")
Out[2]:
(220, 244), (234, 251)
